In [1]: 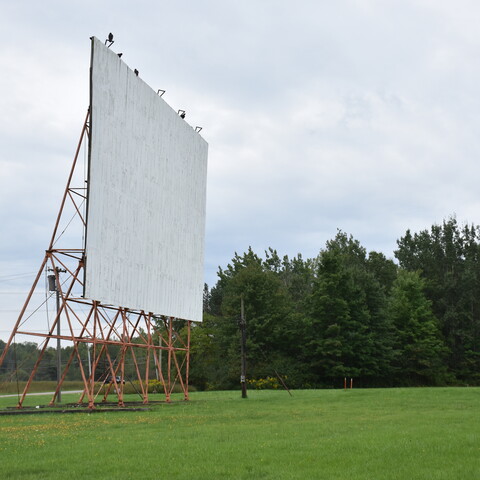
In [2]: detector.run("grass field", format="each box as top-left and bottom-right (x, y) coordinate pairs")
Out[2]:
(0, 387), (479, 479)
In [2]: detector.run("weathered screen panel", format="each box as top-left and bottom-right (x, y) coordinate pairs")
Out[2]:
(84, 37), (208, 322)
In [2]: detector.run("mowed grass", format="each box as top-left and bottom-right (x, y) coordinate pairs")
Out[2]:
(0, 387), (479, 479)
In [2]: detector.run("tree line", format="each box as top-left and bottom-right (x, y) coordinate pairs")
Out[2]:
(2, 217), (480, 390)
(0, 338), (156, 384)
(191, 217), (480, 389)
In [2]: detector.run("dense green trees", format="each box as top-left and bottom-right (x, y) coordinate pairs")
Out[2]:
(387, 270), (449, 385)
(307, 233), (395, 386)
(396, 217), (480, 382)
(193, 219), (480, 389)
(4, 217), (480, 389)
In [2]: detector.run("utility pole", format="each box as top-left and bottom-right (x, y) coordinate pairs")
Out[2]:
(87, 343), (91, 378)
(240, 296), (247, 399)
(47, 267), (66, 403)
(159, 334), (163, 381)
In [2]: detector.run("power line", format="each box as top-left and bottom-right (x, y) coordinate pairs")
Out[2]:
(0, 291), (46, 294)
(0, 272), (38, 282)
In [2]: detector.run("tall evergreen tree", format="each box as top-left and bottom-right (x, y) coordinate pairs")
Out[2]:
(386, 270), (449, 385)
(307, 232), (394, 386)
(395, 217), (480, 381)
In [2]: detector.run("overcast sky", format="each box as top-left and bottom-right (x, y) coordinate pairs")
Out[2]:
(2, 1), (480, 339)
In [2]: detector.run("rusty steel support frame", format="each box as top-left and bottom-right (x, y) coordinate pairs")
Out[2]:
(0, 111), (191, 408)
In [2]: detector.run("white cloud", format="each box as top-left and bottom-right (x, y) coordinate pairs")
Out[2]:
(3, 0), (480, 334)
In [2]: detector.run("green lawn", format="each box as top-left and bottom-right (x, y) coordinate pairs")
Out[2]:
(0, 388), (479, 479)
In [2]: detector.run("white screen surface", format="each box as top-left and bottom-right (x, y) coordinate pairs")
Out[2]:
(84, 37), (208, 322)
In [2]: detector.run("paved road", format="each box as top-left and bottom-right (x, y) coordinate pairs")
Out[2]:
(0, 390), (83, 398)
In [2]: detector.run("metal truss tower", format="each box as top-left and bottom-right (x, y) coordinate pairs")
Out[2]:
(0, 111), (191, 409)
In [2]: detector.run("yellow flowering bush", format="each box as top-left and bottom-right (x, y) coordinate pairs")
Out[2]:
(247, 376), (281, 390)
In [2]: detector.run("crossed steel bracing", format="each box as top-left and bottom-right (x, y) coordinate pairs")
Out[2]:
(0, 110), (191, 408)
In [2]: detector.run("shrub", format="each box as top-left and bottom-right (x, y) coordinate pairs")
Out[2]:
(247, 376), (282, 390)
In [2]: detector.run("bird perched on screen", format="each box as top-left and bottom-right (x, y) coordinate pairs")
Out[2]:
(134, 69), (139, 76)
(117, 53), (123, 58)
(178, 109), (186, 119)
(105, 32), (114, 48)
